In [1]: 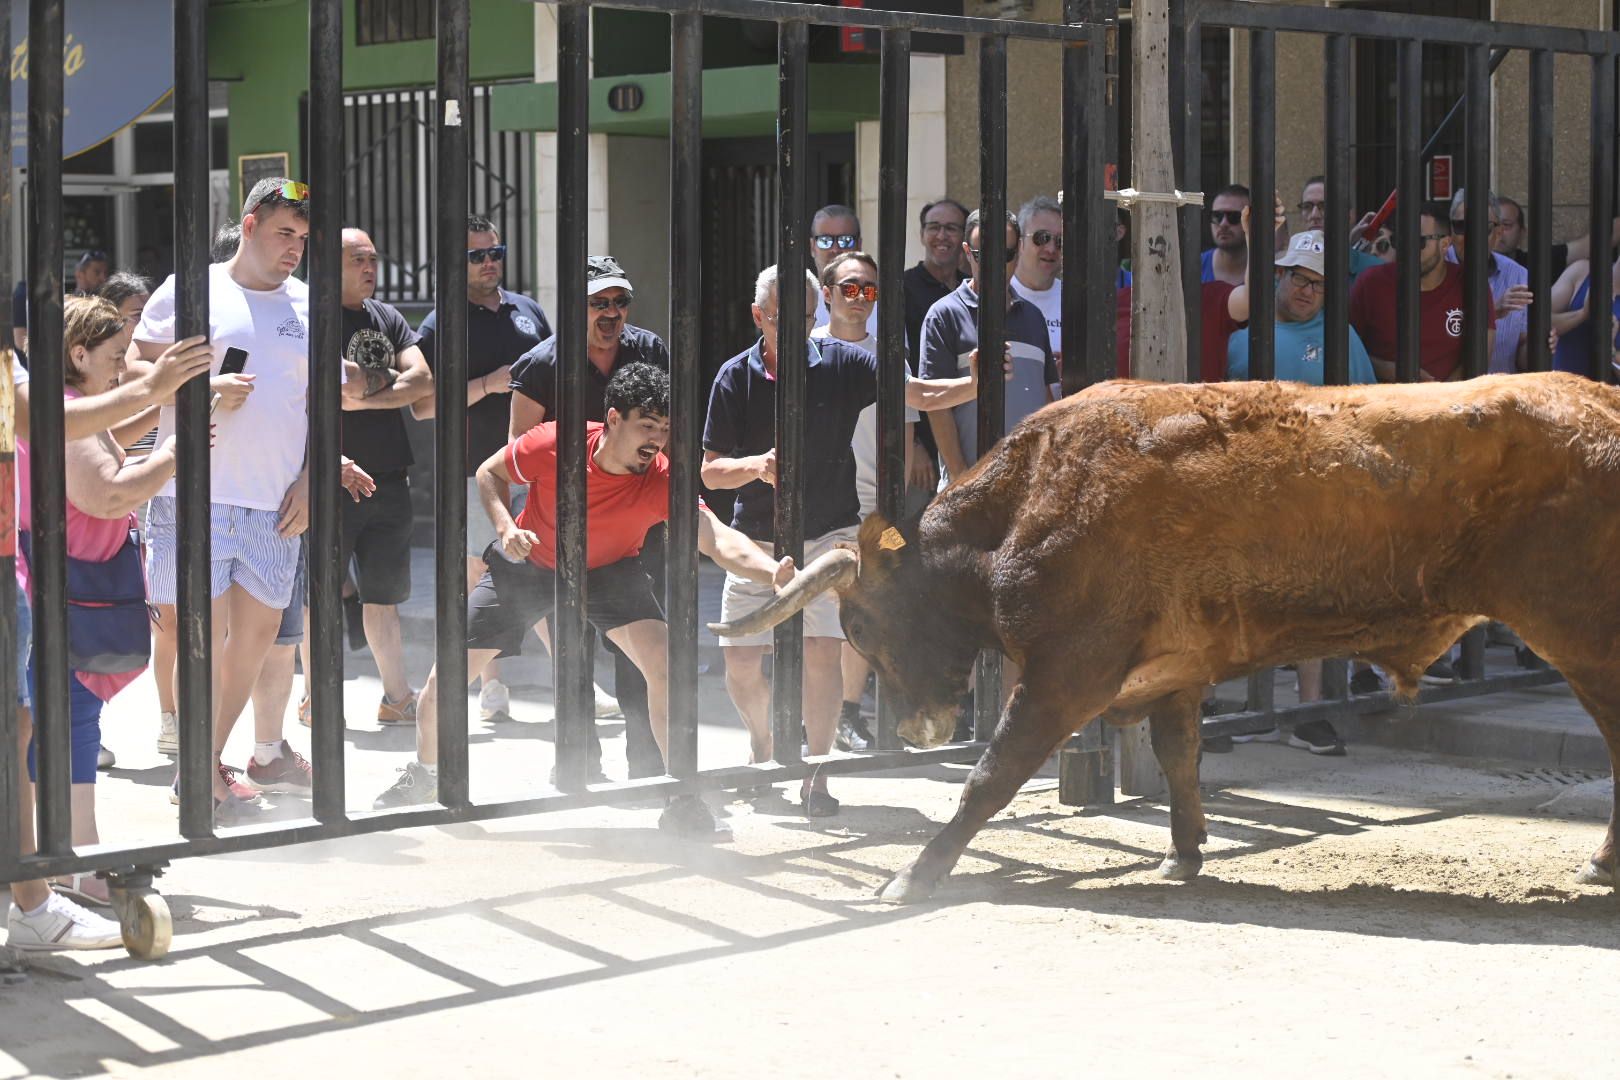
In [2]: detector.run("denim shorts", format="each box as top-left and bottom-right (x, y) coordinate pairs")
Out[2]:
(15, 589), (30, 707)
(145, 495), (300, 610)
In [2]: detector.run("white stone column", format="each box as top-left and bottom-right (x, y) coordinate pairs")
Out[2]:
(533, 5), (610, 317)
(855, 54), (950, 271)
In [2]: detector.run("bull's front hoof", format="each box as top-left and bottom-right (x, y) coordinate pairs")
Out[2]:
(1574, 859), (1618, 888)
(877, 867), (939, 904)
(1157, 853), (1203, 882)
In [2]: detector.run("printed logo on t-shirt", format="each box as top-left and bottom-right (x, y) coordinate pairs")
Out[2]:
(346, 328), (393, 369)
(513, 314), (538, 337)
(1445, 308), (1464, 338)
(276, 317), (307, 339)
(1302, 343), (1322, 366)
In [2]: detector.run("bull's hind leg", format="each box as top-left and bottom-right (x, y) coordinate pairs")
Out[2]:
(1147, 690), (1209, 881)
(878, 668), (1115, 904)
(1544, 669), (1620, 888)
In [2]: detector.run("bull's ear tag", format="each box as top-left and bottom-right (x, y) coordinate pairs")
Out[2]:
(879, 527), (906, 552)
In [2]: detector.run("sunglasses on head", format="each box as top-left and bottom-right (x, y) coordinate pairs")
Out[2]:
(467, 244), (507, 264)
(588, 294), (632, 312)
(1371, 236), (1393, 255)
(1210, 210), (1243, 225)
(279, 180), (310, 202)
(836, 281), (878, 302)
(812, 233), (858, 251)
(970, 247), (1020, 264)
(1030, 230), (1063, 250)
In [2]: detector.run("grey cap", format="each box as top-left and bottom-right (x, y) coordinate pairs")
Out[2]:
(586, 255), (633, 296)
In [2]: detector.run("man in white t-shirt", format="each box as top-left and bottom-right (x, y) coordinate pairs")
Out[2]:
(1009, 195), (1064, 394)
(130, 176), (315, 821)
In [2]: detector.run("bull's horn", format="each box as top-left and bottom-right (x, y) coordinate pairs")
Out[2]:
(707, 547), (859, 638)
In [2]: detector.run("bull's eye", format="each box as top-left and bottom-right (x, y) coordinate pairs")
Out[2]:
(845, 620), (863, 647)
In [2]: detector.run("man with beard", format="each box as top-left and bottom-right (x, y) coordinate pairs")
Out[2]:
(373, 363), (792, 841)
(1200, 184), (1250, 286)
(508, 256), (669, 778)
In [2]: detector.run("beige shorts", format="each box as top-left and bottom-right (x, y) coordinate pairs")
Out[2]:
(718, 526), (856, 648)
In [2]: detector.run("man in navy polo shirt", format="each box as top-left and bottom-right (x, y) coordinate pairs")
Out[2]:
(920, 208), (1058, 483)
(414, 214), (551, 723)
(509, 255), (670, 778)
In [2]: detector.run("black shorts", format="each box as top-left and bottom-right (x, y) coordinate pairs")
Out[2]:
(341, 473), (413, 606)
(467, 545), (664, 659)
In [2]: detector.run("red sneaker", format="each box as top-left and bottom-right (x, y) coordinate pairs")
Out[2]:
(244, 743), (313, 794)
(168, 762), (261, 806)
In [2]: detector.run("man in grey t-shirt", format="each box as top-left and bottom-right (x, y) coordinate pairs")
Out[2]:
(919, 209), (1058, 482)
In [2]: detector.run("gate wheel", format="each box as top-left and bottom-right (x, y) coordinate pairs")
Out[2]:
(110, 886), (172, 960)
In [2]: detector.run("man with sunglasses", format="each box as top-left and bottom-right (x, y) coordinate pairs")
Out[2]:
(920, 208), (1057, 485)
(1444, 188), (1531, 374)
(414, 214), (552, 724)
(1200, 184), (1251, 286)
(508, 255), (670, 778)
(1350, 202), (1495, 384)
(1299, 175), (1382, 281)
(809, 204), (877, 337)
(1009, 196), (1067, 379)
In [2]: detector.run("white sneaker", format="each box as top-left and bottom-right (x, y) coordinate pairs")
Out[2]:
(478, 679), (510, 721)
(6, 894), (123, 952)
(96, 745), (116, 770)
(594, 684), (623, 718)
(156, 711), (179, 756)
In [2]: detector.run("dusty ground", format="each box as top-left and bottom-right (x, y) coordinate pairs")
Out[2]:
(1, 731), (1615, 1079)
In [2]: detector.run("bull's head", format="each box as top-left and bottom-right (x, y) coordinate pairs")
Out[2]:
(707, 514), (981, 748)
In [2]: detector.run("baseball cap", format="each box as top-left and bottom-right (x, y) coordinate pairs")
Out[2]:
(586, 255), (633, 296)
(1275, 229), (1325, 277)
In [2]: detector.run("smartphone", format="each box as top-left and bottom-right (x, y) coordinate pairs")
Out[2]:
(210, 348), (249, 414)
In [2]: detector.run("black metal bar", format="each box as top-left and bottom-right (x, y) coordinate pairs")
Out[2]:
(7, 741), (993, 881)
(973, 33), (1009, 743)
(0, 8), (15, 880)
(434, 0), (471, 807)
(174, 0), (214, 840)
(25, 0), (69, 857)
(553, 1), (593, 792)
(1323, 33), (1351, 388)
(1590, 50), (1616, 385)
(1395, 38), (1423, 385)
(1462, 43), (1491, 381)
(1061, 12), (1088, 394)
(546, 0), (1089, 42)
(665, 10), (703, 780)
(308, 0), (346, 824)
(873, 27), (910, 753)
(1246, 28), (1275, 382)
(1193, 0), (1605, 53)
(1175, 1), (1202, 382)
(1526, 50), (1553, 374)
(1082, 18), (1116, 388)
(771, 18), (809, 767)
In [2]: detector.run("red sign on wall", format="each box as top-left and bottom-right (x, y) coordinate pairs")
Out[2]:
(1429, 155), (1454, 201)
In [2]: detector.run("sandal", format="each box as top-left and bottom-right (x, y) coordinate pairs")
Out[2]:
(52, 873), (111, 908)
(298, 696), (311, 728)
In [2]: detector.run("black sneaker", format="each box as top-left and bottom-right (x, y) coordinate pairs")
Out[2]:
(1349, 668), (1385, 695)
(1288, 718), (1346, 756)
(1421, 658), (1459, 685)
(835, 702), (869, 752)
(1231, 727), (1280, 744)
(659, 795), (731, 841)
(851, 713), (875, 746)
(1515, 645), (1547, 670)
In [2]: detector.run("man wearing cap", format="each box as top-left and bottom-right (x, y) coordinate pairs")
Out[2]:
(1225, 226), (1376, 757)
(508, 256), (670, 779)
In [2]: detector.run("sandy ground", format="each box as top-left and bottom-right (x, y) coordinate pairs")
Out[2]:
(1, 707), (1615, 1079)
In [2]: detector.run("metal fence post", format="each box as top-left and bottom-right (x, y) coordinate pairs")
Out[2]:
(1589, 49), (1616, 385)
(0, 7), (14, 880)
(1525, 50), (1554, 373)
(434, 0), (471, 808)
(308, 0), (347, 823)
(1395, 38), (1423, 385)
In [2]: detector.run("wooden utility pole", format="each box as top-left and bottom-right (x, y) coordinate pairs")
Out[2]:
(1118, 0), (1182, 798)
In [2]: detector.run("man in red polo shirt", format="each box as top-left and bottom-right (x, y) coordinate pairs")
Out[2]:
(374, 363), (789, 839)
(1350, 201), (1496, 381)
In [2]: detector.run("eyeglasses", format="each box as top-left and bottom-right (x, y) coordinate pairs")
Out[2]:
(1419, 233), (1450, 244)
(970, 248), (1020, 264)
(588, 295), (632, 312)
(812, 233), (858, 251)
(922, 221), (964, 237)
(1371, 236), (1393, 255)
(467, 244), (507, 264)
(836, 281), (878, 302)
(279, 181), (311, 202)
(1284, 269), (1326, 294)
(1449, 218), (1502, 234)
(1298, 200), (1326, 214)
(1210, 210), (1243, 225)
(1029, 230), (1063, 250)
(761, 310), (816, 325)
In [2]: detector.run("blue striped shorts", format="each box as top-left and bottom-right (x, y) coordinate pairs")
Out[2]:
(145, 496), (300, 610)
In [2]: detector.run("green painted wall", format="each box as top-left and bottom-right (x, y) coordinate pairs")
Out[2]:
(208, 0), (534, 197)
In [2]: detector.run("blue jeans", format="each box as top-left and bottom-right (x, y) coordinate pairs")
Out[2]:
(25, 663), (104, 784)
(15, 588), (30, 707)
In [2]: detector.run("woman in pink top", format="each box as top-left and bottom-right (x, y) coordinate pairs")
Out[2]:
(19, 297), (185, 905)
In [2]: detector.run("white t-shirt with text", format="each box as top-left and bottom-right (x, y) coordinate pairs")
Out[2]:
(135, 263), (310, 512)
(1010, 275), (1063, 358)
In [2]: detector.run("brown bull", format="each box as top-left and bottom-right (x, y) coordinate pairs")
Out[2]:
(712, 373), (1620, 902)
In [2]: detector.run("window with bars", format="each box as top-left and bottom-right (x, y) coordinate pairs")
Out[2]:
(356, 0), (435, 46)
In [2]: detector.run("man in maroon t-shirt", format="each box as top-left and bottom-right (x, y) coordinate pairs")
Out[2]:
(1349, 203), (1496, 382)
(373, 363), (790, 840)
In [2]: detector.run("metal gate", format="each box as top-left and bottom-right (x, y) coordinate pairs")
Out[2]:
(0, 0), (1113, 959)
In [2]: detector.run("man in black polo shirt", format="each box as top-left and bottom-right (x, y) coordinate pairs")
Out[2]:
(903, 198), (970, 367)
(509, 255), (669, 778)
(414, 214), (551, 723)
